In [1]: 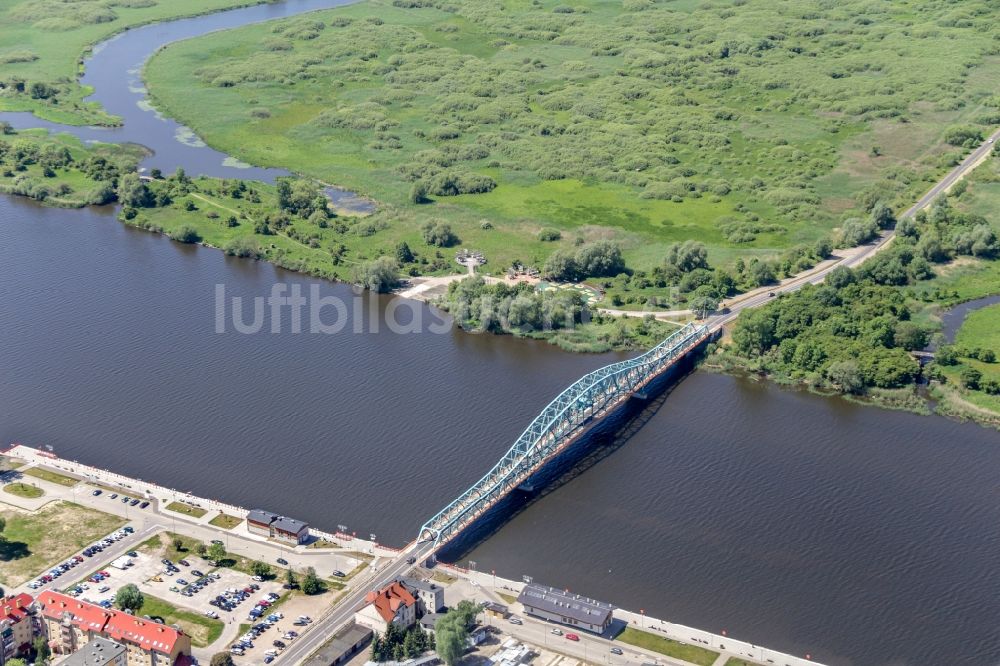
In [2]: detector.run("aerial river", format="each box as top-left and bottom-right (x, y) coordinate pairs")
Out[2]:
(1, 3), (998, 666)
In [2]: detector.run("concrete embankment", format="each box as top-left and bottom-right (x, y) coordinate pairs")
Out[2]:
(445, 565), (827, 666)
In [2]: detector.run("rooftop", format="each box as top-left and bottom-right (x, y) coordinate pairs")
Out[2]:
(365, 582), (417, 623)
(247, 509), (279, 525)
(400, 577), (440, 594)
(37, 590), (186, 655)
(0, 593), (34, 623)
(302, 623), (373, 666)
(517, 583), (614, 626)
(59, 636), (127, 665)
(272, 515), (308, 534)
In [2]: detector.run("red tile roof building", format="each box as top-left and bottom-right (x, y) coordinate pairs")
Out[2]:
(36, 590), (191, 666)
(355, 582), (417, 633)
(0, 593), (37, 661)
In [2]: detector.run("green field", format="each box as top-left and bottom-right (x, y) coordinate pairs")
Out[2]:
(144, 0), (1000, 277)
(0, 0), (270, 125)
(938, 304), (1000, 417)
(616, 627), (718, 666)
(0, 501), (125, 586)
(22, 465), (79, 487)
(3, 482), (44, 499)
(209, 513), (242, 529)
(137, 594), (224, 647)
(164, 501), (208, 519)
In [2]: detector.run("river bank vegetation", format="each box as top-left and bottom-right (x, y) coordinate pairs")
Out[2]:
(0, 126), (146, 206)
(716, 150), (1000, 426)
(0, 0), (272, 125)
(143, 0), (1000, 308)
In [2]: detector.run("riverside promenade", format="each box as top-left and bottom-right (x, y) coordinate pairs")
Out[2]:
(4, 442), (825, 666)
(1, 443), (397, 558)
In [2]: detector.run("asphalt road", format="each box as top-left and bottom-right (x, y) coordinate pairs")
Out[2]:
(710, 129), (1000, 329)
(277, 541), (436, 665)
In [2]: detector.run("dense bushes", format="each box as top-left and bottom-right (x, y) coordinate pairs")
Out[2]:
(542, 240), (624, 281)
(730, 276), (922, 390)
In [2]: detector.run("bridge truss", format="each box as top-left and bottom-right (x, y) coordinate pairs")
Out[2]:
(419, 321), (710, 545)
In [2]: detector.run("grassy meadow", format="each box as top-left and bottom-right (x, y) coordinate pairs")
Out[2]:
(144, 0), (1000, 278)
(0, 0), (269, 125)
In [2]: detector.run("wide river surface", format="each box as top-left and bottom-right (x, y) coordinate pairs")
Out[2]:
(1, 3), (999, 665)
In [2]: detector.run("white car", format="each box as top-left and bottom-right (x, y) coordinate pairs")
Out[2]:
(205, 610), (219, 619)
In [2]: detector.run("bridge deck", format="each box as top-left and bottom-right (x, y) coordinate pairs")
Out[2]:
(420, 322), (710, 545)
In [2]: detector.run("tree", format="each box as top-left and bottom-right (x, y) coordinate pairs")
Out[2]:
(747, 260), (776, 287)
(409, 181), (429, 204)
(665, 240), (709, 273)
(732, 309), (775, 355)
(826, 360), (865, 394)
(870, 202), (896, 230)
(959, 366), (982, 390)
(5, 659), (26, 666)
(285, 568), (298, 589)
(207, 542), (226, 564)
(33, 634), (50, 664)
(395, 241), (414, 264)
(115, 584), (144, 612)
(893, 322), (928, 351)
(172, 537), (184, 552)
(195, 543), (208, 556)
(434, 623), (466, 666)
(542, 249), (578, 281)
(936, 345), (959, 366)
(117, 173), (153, 208)
(251, 561), (272, 578)
(210, 652), (235, 666)
(689, 291), (719, 318)
(421, 220), (458, 247)
(302, 566), (322, 595)
(574, 240), (625, 277)
(839, 217), (878, 246)
(353, 257), (400, 293)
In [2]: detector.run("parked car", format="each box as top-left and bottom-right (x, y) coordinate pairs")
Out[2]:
(211, 539), (224, 545)
(124, 526), (134, 533)
(92, 489), (102, 496)
(178, 560), (190, 567)
(140, 501), (149, 509)
(332, 570), (345, 578)
(109, 493), (118, 499)
(551, 629), (563, 636)
(122, 497), (130, 503)
(276, 558), (288, 566)
(610, 647), (623, 655)
(565, 634), (579, 642)
(508, 617), (522, 625)
(130, 498), (140, 506)
(273, 640), (286, 649)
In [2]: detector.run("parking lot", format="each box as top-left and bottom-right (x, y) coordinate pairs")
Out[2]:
(70, 550), (286, 621)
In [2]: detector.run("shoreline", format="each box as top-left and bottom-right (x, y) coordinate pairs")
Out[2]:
(2, 443), (826, 666)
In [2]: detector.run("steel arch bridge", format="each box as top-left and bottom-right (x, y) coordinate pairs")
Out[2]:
(419, 321), (710, 545)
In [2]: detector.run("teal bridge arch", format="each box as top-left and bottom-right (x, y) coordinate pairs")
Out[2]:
(419, 321), (711, 545)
